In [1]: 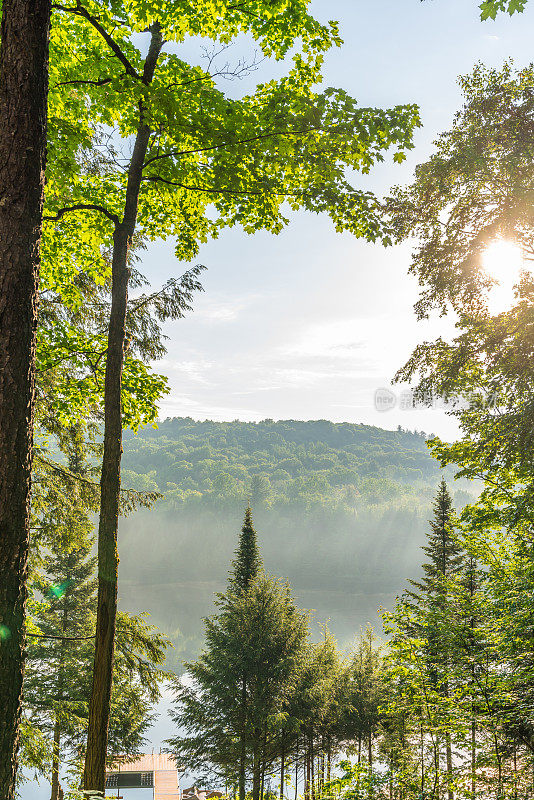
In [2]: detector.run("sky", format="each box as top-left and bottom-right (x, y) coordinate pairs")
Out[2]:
(21, 2), (534, 797)
(135, 0), (534, 441)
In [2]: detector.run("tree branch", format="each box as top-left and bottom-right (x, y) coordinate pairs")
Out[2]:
(27, 632), (96, 640)
(52, 4), (140, 81)
(143, 127), (320, 167)
(142, 174), (304, 199)
(43, 203), (120, 226)
(54, 77), (113, 88)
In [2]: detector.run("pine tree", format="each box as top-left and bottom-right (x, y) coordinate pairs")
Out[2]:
(230, 506), (263, 594)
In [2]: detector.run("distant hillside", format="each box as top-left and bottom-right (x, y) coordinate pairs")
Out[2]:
(118, 418), (473, 670)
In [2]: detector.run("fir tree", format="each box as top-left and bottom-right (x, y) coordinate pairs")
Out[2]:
(230, 506), (263, 593)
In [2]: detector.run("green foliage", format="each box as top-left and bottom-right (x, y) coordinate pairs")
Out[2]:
(479, 0), (528, 18)
(22, 431), (171, 794)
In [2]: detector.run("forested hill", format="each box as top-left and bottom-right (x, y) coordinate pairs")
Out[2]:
(121, 417), (459, 503)
(119, 418), (472, 670)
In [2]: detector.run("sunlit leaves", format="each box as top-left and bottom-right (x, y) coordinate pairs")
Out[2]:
(479, 0), (528, 19)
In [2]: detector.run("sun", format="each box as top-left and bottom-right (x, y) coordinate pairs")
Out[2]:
(481, 239), (523, 313)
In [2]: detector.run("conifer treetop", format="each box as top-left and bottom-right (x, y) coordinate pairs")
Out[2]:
(229, 506), (263, 593)
(409, 477), (463, 600)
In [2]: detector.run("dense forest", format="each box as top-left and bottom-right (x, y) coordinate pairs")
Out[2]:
(118, 418), (473, 667)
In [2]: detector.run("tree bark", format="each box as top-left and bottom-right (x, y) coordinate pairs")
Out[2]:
(82, 24), (163, 796)
(0, 0), (51, 796)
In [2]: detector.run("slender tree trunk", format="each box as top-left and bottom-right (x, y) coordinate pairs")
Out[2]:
(470, 716), (476, 800)
(51, 568), (70, 800)
(50, 715), (61, 800)
(280, 740), (285, 800)
(252, 742), (261, 800)
(327, 743), (331, 785)
(310, 737), (315, 800)
(82, 25), (163, 796)
(295, 739), (299, 800)
(420, 723), (425, 800)
(445, 731), (453, 800)
(260, 729), (266, 800)
(304, 745), (310, 800)
(239, 677), (247, 800)
(0, 1), (51, 795)
(368, 734), (373, 769)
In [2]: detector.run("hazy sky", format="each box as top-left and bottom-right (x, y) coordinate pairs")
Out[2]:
(136, 0), (534, 441)
(22, 3), (534, 797)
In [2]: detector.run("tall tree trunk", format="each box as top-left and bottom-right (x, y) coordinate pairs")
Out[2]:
(82, 25), (163, 796)
(0, 0), (51, 795)
(368, 734), (373, 769)
(327, 743), (331, 784)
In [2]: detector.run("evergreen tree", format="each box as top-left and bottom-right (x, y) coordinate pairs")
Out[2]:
(409, 479), (463, 602)
(230, 507), (263, 594)
(403, 481), (463, 800)
(169, 574), (309, 800)
(25, 537), (96, 800)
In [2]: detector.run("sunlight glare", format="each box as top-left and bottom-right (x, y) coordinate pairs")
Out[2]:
(481, 239), (523, 314)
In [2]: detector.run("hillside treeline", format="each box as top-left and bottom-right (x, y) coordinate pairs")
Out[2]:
(122, 418), (464, 508)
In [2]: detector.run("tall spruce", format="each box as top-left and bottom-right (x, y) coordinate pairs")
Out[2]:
(408, 479), (462, 800)
(169, 574), (309, 800)
(229, 506), (262, 800)
(410, 479), (463, 600)
(230, 507), (262, 594)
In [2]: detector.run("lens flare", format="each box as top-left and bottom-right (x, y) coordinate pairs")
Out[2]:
(0, 625), (11, 641)
(47, 579), (72, 599)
